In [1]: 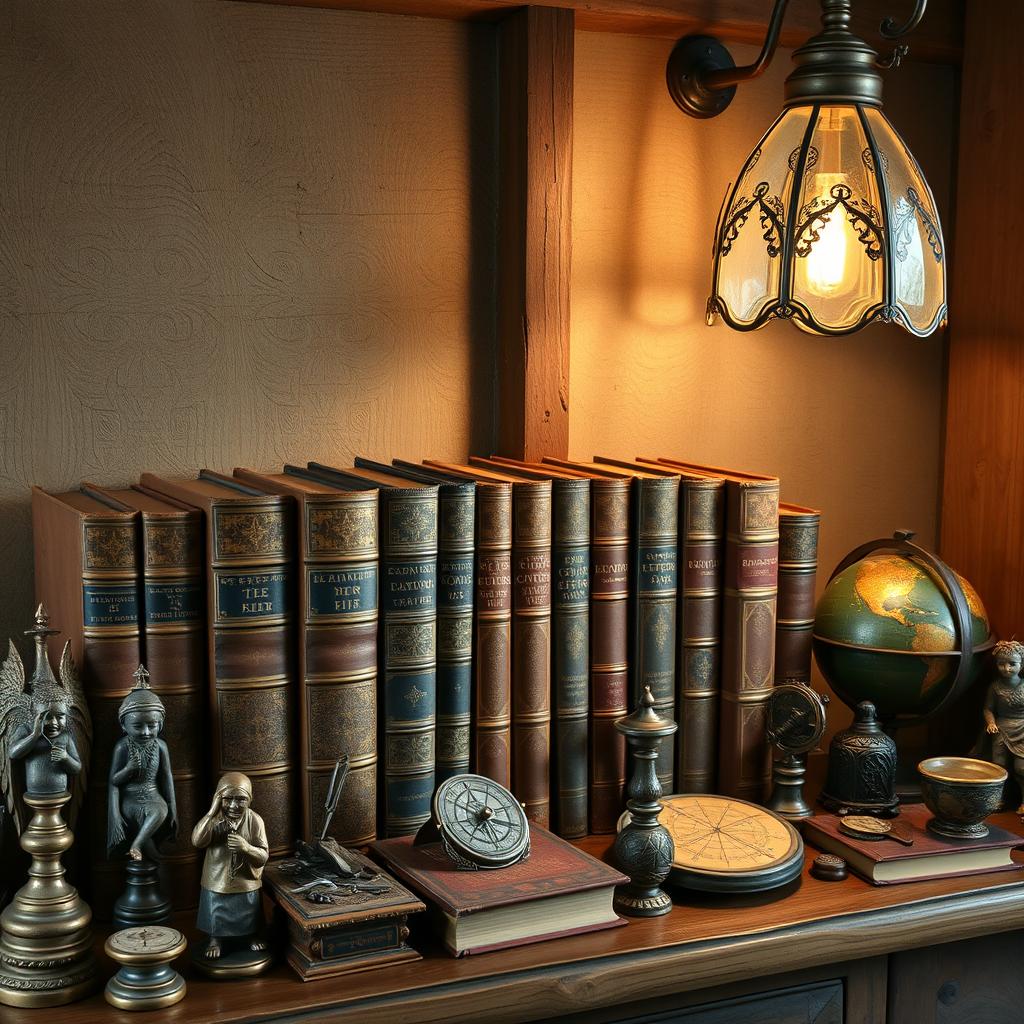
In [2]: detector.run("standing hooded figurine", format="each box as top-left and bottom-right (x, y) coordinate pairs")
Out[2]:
(108, 664), (177, 927)
(191, 771), (272, 978)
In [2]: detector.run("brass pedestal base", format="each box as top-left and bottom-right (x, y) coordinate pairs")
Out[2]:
(104, 927), (187, 1011)
(192, 944), (274, 980)
(0, 791), (97, 1008)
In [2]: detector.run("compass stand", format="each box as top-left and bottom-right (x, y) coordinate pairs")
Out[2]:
(0, 791), (98, 1007)
(612, 689), (678, 917)
(767, 753), (813, 821)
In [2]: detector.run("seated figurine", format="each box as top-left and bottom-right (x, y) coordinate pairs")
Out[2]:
(192, 771), (270, 973)
(107, 666), (177, 863)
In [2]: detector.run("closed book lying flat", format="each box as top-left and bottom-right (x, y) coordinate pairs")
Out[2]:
(804, 805), (1024, 885)
(370, 825), (626, 956)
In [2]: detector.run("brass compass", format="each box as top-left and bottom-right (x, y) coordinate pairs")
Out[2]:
(414, 775), (530, 870)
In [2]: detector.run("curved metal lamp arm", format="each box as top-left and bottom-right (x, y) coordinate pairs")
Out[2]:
(704, 0), (791, 91)
(880, 0), (928, 39)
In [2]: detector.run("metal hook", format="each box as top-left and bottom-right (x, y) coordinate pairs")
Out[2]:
(880, 0), (928, 39)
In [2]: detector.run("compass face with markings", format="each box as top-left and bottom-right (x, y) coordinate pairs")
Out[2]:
(620, 794), (804, 892)
(432, 774), (530, 869)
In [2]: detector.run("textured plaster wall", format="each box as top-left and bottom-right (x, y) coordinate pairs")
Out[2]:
(0, 0), (496, 644)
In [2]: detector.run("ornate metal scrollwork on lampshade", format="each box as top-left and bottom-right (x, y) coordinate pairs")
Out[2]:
(706, 103), (946, 337)
(668, 0), (948, 337)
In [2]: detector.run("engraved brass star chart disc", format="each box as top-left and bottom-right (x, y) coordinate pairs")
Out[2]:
(414, 774), (530, 870)
(620, 795), (803, 893)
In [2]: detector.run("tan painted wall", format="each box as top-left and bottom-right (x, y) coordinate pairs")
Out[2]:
(0, 1), (495, 644)
(571, 30), (956, 608)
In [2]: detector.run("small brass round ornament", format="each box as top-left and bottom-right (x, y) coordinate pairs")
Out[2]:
(104, 926), (186, 1011)
(810, 854), (848, 882)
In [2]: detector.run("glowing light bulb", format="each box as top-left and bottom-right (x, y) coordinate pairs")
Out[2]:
(805, 173), (849, 296)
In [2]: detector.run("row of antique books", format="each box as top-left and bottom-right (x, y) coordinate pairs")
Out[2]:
(31, 455), (819, 911)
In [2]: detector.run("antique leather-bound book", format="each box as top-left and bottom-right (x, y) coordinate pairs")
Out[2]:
(633, 458), (726, 793)
(82, 483), (206, 905)
(541, 460), (629, 834)
(230, 468), (379, 846)
(652, 458), (779, 804)
(392, 460), (513, 791)
(31, 486), (143, 912)
(425, 461), (552, 828)
(775, 502), (822, 685)
(139, 471), (297, 855)
(475, 457), (591, 838)
(358, 458), (475, 785)
(584, 459), (680, 794)
(300, 463), (439, 838)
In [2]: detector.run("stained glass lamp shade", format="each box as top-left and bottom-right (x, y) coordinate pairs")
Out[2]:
(707, 103), (946, 336)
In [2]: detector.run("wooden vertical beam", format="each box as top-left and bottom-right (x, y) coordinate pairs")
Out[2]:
(940, 3), (1024, 639)
(496, 6), (573, 460)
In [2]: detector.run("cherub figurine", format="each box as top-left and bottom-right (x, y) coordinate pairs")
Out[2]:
(975, 639), (1024, 812)
(192, 771), (270, 971)
(108, 665), (177, 862)
(0, 606), (91, 835)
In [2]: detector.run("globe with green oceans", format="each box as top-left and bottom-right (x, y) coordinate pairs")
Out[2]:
(813, 549), (994, 721)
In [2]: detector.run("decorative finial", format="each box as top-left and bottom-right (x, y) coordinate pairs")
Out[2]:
(132, 665), (151, 690)
(25, 604), (59, 641)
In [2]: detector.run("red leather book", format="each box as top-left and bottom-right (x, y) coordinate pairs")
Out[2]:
(370, 824), (626, 956)
(651, 459), (779, 804)
(804, 805), (1024, 885)
(83, 483), (207, 907)
(426, 461), (552, 828)
(775, 502), (822, 685)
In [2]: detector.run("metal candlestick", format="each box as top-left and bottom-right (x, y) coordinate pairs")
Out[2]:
(612, 687), (678, 917)
(0, 791), (97, 1007)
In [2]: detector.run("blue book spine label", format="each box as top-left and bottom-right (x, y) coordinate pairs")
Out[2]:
(143, 581), (203, 626)
(306, 565), (377, 619)
(438, 555), (474, 613)
(383, 559), (436, 615)
(639, 542), (678, 593)
(82, 583), (139, 629)
(214, 570), (290, 621)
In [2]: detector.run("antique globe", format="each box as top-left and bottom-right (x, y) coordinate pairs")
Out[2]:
(812, 532), (994, 723)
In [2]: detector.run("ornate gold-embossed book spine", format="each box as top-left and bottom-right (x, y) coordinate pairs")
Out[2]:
(304, 463), (439, 838)
(139, 471), (297, 856)
(233, 469), (379, 847)
(392, 460), (514, 791)
(477, 457), (592, 839)
(653, 459), (779, 803)
(361, 461), (475, 785)
(84, 483), (207, 907)
(542, 462), (629, 834)
(31, 486), (142, 914)
(425, 461), (552, 827)
(775, 503), (821, 685)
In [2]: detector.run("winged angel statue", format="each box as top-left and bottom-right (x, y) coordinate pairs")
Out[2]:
(0, 606), (92, 837)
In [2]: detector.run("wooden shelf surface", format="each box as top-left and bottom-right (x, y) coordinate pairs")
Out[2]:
(11, 815), (1024, 1024)
(233, 0), (964, 64)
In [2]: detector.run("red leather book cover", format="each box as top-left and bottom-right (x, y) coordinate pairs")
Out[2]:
(370, 824), (627, 917)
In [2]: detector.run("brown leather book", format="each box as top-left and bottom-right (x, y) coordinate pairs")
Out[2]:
(542, 459), (629, 834)
(370, 825), (626, 956)
(82, 483), (206, 907)
(232, 468), (379, 846)
(775, 502), (822, 685)
(475, 458), (591, 839)
(31, 486), (143, 914)
(651, 458), (779, 804)
(804, 805), (1024, 885)
(426, 461), (552, 828)
(392, 462), (514, 792)
(140, 471), (297, 856)
(604, 458), (725, 794)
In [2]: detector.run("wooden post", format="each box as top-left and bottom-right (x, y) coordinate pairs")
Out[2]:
(496, 6), (573, 460)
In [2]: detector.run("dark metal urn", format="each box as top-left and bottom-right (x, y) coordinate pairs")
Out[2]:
(820, 701), (899, 817)
(612, 687), (677, 917)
